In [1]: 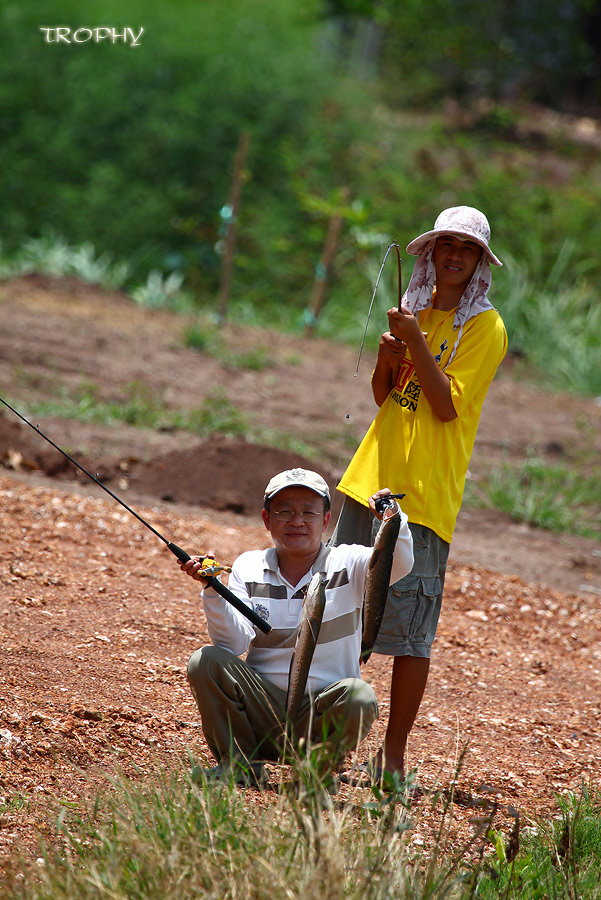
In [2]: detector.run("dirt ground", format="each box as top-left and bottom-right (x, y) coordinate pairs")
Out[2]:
(1, 276), (600, 867)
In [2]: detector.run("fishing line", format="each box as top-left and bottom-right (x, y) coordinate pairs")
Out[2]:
(0, 395), (271, 634)
(339, 241), (403, 461)
(353, 240), (403, 378)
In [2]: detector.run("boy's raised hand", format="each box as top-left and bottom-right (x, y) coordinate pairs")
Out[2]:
(387, 306), (423, 346)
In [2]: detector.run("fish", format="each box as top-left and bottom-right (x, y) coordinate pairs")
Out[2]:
(360, 495), (403, 664)
(285, 571), (327, 726)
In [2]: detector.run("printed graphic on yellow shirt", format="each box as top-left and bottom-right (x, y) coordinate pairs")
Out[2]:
(391, 359), (422, 412)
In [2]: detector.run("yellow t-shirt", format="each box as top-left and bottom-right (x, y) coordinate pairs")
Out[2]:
(337, 306), (507, 543)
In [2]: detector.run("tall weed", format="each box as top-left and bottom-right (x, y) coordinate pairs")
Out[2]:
(498, 242), (601, 395)
(4, 753), (601, 900)
(0, 756), (488, 900)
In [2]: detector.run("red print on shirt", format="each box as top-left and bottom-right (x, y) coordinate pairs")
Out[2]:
(395, 359), (416, 392)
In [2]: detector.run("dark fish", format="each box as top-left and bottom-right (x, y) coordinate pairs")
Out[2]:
(360, 495), (403, 664)
(285, 572), (327, 725)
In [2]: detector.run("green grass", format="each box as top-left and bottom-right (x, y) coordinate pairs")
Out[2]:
(466, 455), (601, 540)
(20, 382), (321, 458)
(182, 321), (277, 372)
(498, 241), (601, 396)
(477, 785), (601, 899)
(27, 381), (178, 431)
(2, 755), (601, 900)
(26, 383), (250, 440)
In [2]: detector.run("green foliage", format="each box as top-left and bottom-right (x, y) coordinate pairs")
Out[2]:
(26, 382), (251, 439)
(497, 243), (601, 395)
(0, 0), (347, 288)
(28, 382), (171, 430)
(131, 270), (195, 312)
(477, 784), (601, 899)
(468, 453), (601, 540)
(182, 321), (276, 371)
(0, 229), (129, 289)
(22, 383), (318, 453)
(2, 0), (601, 396)
(371, 0), (598, 107)
(187, 389), (249, 439)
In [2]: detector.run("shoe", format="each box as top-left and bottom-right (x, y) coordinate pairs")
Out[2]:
(340, 761), (422, 799)
(191, 760), (269, 789)
(339, 760), (382, 787)
(279, 773), (341, 800)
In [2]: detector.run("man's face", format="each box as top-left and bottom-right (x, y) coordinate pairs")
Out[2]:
(433, 235), (482, 292)
(262, 486), (330, 558)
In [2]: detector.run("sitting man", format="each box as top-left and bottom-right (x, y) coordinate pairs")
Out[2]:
(180, 467), (413, 787)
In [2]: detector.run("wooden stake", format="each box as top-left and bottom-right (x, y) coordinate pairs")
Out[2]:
(304, 187), (349, 335)
(217, 130), (251, 324)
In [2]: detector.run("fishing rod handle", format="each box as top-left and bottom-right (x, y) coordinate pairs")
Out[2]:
(167, 542), (271, 635)
(206, 576), (272, 635)
(167, 542), (191, 562)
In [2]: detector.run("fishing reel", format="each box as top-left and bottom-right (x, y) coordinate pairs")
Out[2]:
(199, 557), (232, 577)
(374, 492), (405, 515)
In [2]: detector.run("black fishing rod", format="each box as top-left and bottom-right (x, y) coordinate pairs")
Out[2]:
(0, 396), (271, 635)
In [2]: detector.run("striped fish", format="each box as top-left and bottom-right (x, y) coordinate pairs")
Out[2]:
(360, 496), (402, 664)
(285, 572), (327, 726)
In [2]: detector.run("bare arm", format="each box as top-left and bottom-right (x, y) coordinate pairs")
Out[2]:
(371, 332), (407, 407)
(386, 307), (457, 422)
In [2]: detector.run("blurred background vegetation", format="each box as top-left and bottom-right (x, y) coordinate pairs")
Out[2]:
(1, 0), (601, 393)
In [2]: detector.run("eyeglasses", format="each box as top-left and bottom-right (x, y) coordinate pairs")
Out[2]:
(271, 510), (323, 522)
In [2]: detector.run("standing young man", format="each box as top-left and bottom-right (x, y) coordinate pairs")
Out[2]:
(331, 206), (508, 782)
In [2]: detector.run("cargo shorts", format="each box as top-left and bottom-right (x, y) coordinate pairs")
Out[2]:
(329, 497), (449, 658)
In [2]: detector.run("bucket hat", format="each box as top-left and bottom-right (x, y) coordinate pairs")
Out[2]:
(406, 206), (502, 267)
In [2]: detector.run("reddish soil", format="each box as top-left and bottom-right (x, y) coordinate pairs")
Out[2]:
(1, 275), (600, 865)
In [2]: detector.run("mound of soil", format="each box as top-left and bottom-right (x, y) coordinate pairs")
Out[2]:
(0, 413), (342, 519)
(124, 435), (343, 516)
(0, 412), (52, 472)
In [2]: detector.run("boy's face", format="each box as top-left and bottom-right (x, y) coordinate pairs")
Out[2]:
(433, 235), (482, 292)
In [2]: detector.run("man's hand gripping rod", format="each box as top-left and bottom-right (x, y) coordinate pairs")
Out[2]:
(0, 396), (271, 635)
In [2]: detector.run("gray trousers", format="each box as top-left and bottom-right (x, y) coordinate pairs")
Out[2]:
(187, 645), (378, 768)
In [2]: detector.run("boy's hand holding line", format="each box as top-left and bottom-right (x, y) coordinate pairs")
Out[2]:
(387, 306), (457, 422)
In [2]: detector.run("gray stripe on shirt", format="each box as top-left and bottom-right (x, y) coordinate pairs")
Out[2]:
(318, 609), (360, 643)
(245, 582), (287, 600)
(252, 627), (297, 649)
(324, 567), (350, 590)
(252, 610), (360, 650)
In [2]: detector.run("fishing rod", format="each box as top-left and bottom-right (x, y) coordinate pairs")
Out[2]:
(0, 396), (271, 635)
(354, 241), (403, 377)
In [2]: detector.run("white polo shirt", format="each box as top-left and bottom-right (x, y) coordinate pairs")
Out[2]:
(200, 521), (413, 694)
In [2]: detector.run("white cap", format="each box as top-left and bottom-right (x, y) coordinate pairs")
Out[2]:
(264, 468), (330, 503)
